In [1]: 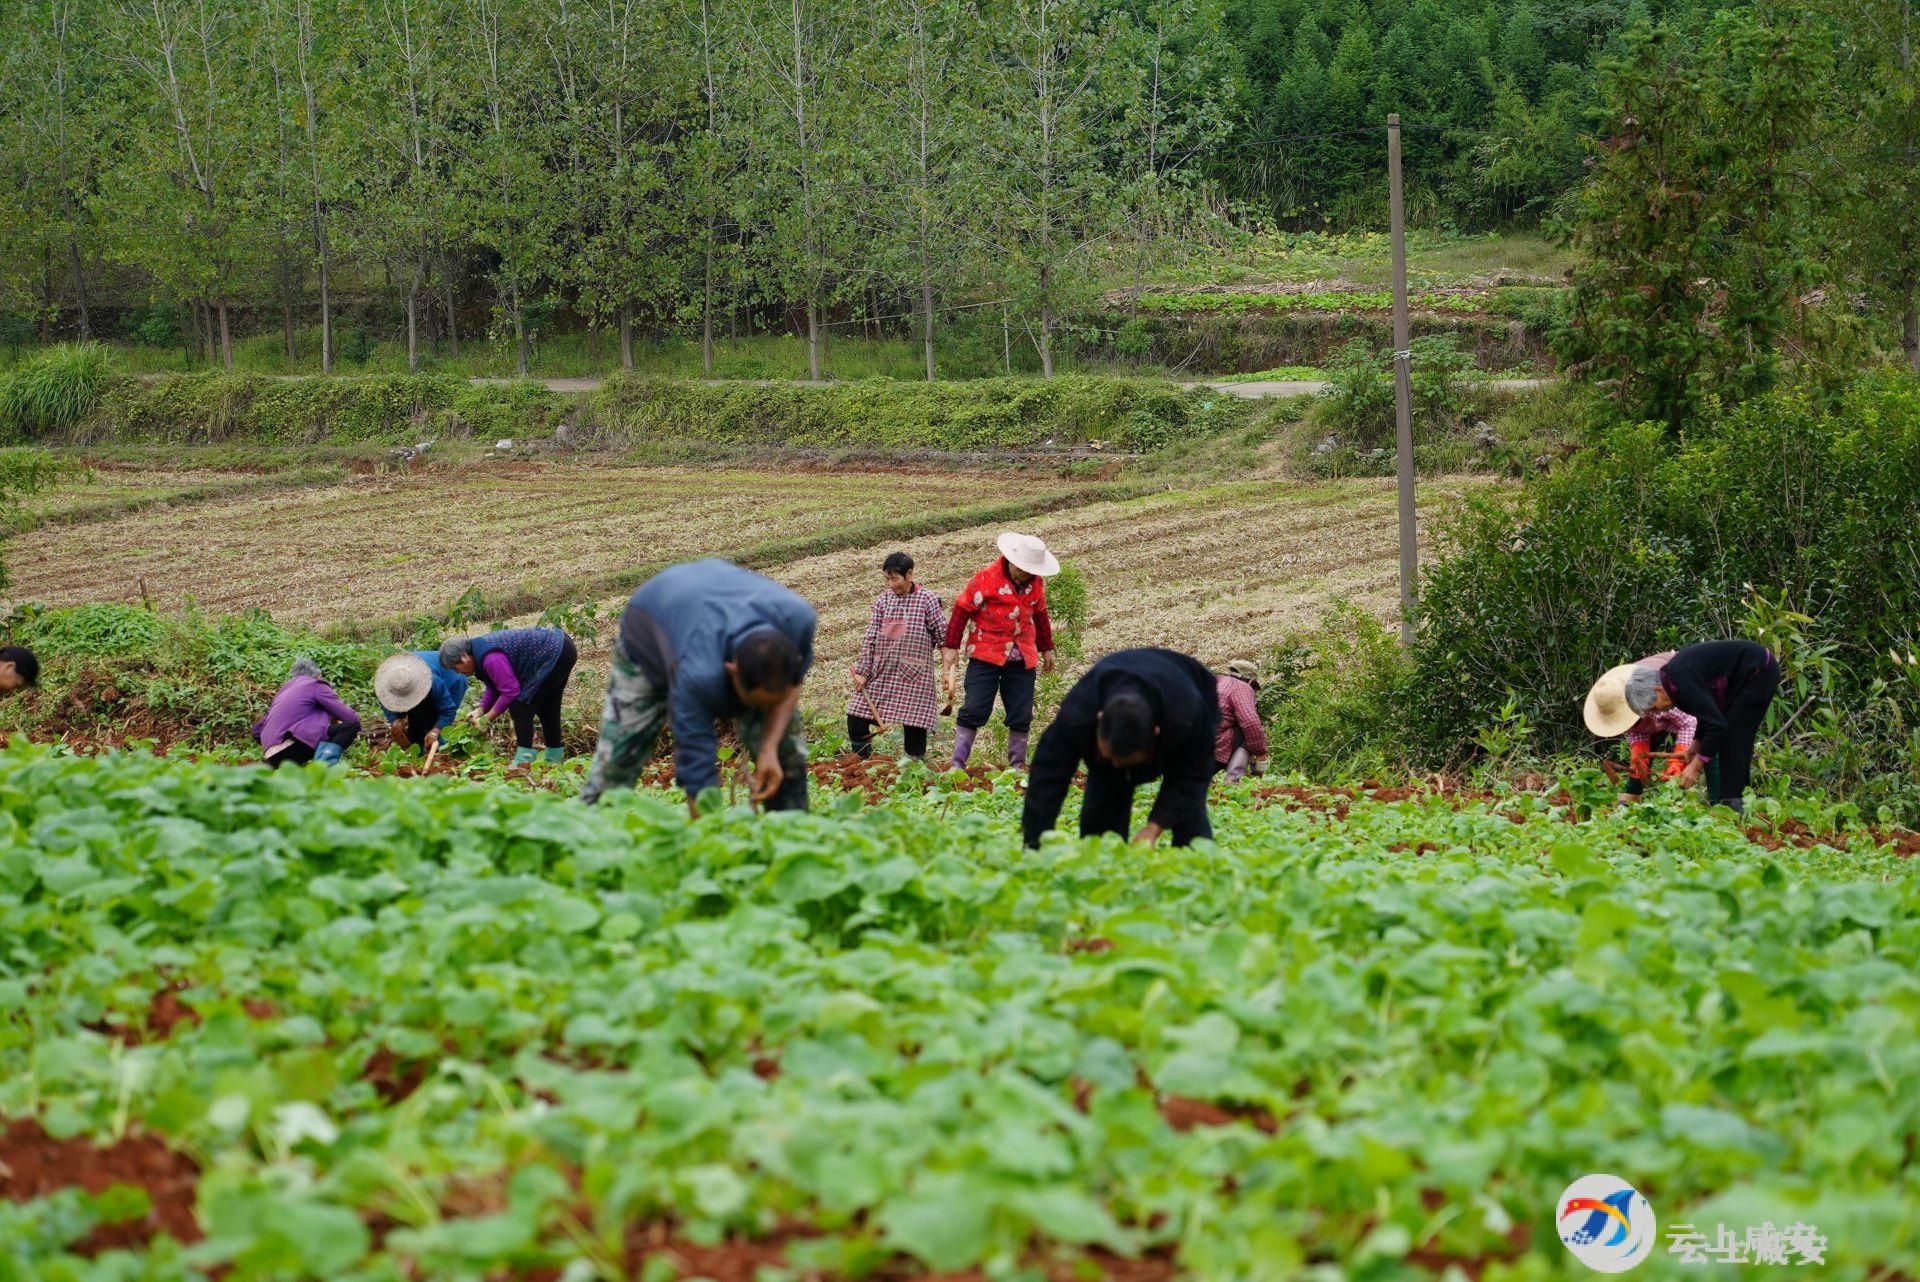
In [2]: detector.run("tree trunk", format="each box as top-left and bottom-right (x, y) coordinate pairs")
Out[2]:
(806, 299), (821, 382)
(278, 246), (297, 361)
(587, 317), (601, 361)
(1906, 285), (1919, 375)
(217, 302), (233, 370)
(67, 240), (90, 339)
(39, 253), (52, 342)
(407, 283), (420, 373)
(920, 244), (935, 381)
(1037, 266), (1055, 378)
(511, 279), (529, 376)
(620, 299), (634, 370)
(442, 275), (460, 357)
(197, 297), (212, 363)
(316, 216), (333, 374)
(703, 239), (716, 376)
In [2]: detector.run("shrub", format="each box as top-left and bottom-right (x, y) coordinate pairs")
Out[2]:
(0, 342), (113, 439)
(1404, 373), (1920, 802)
(71, 373), (566, 445)
(1261, 603), (1414, 776)
(581, 374), (1251, 452)
(1318, 334), (1477, 448)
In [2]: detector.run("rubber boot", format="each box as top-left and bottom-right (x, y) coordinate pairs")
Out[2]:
(312, 740), (344, 766)
(950, 724), (978, 769)
(1007, 730), (1030, 770)
(512, 746), (538, 766)
(541, 746), (564, 764)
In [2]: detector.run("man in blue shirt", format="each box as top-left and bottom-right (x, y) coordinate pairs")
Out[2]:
(374, 651), (471, 753)
(580, 559), (816, 815)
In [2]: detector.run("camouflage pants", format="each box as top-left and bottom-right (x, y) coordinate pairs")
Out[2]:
(579, 650), (808, 810)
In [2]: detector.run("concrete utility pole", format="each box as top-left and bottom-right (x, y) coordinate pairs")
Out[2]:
(1388, 113), (1417, 649)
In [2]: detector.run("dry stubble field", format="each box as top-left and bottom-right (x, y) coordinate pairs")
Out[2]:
(8, 456), (1491, 749)
(9, 462), (1075, 626)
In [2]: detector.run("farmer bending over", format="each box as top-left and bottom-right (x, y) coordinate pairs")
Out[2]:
(942, 531), (1058, 770)
(1214, 659), (1269, 783)
(440, 627), (578, 765)
(255, 658), (360, 768)
(1585, 640), (1780, 815)
(0, 646), (38, 696)
(1023, 647), (1220, 849)
(581, 558), (816, 815)
(375, 650), (471, 755)
(1582, 650), (1697, 804)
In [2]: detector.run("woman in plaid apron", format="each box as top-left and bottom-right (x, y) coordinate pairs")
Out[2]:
(848, 551), (944, 760)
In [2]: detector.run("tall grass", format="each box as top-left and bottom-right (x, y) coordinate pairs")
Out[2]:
(0, 342), (113, 438)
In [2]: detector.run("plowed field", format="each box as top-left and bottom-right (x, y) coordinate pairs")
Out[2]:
(8, 463), (1072, 626)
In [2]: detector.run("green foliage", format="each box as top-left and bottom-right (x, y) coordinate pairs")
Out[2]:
(1043, 563), (1089, 663)
(1558, 14), (1860, 432)
(1407, 372), (1920, 816)
(0, 343), (112, 439)
(583, 375), (1251, 452)
(0, 745), (1913, 1276)
(1, 602), (395, 748)
(1135, 289), (1497, 316)
(1260, 603), (1413, 775)
(1318, 334), (1478, 448)
(74, 374), (565, 446)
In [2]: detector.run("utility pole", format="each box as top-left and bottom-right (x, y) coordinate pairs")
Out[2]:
(1388, 113), (1417, 649)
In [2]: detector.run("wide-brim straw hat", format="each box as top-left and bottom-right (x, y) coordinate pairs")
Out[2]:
(1226, 659), (1262, 689)
(997, 531), (1060, 578)
(375, 653), (434, 713)
(1583, 663), (1643, 737)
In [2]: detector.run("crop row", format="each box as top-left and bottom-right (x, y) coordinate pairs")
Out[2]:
(1, 748), (1914, 1279)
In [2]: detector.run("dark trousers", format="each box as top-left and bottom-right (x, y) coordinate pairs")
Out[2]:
(509, 637), (578, 750)
(847, 715), (928, 760)
(1079, 764), (1213, 847)
(1710, 658), (1781, 805)
(267, 721), (358, 769)
(402, 702), (439, 745)
(956, 658), (1036, 733)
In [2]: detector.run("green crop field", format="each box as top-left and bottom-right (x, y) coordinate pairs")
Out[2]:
(0, 747), (1913, 1279)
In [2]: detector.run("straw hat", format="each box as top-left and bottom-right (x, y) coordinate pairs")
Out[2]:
(996, 531), (1060, 578)
(375, 653), (435, 713)
(1225, 659), (1262, 690)
(1583, 663), (1643, 737)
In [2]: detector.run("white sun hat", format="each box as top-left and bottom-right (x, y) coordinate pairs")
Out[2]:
(996, 531), (1060, 578)
(375, 653), (435, 713)
(1583, 663), (1644, 738)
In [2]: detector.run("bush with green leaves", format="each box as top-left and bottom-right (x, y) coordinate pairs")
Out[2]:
(1, 602), (395, 747)
(1317, 334), (1479, 449)
(582, 374), (1251, 453)
(70, 372), (568, 446)
(1258, 603), (1415, 776)
(1405, 371), (1920, 814)
(0, 342), (112, 439)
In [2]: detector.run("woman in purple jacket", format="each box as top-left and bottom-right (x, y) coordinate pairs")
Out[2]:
(254, 658), (361, 767)
(439, 627), (577, 764)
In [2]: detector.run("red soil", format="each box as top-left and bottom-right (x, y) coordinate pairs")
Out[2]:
(0, 1118), (201, 1254)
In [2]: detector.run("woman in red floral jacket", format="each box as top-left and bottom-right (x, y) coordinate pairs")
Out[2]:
(941, 532), (1059, 769)
(848, 551), (944, 760)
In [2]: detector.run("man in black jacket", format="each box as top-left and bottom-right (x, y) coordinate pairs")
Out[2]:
(1022, 648), (1221, 849)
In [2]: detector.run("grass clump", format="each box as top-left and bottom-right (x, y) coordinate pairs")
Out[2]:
(0, 343), (113, 439)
